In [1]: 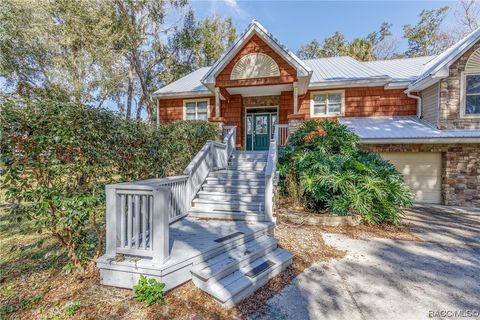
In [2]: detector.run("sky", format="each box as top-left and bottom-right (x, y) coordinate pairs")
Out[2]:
(190, 0), (460, 53)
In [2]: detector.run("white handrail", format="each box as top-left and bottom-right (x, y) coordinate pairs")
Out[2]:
(264, 125), (279, 222)
(105, 126), (237, 263)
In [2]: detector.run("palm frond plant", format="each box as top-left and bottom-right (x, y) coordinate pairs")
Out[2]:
(278, 120), (413, 224)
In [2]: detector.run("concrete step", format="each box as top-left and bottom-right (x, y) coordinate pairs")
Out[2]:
(202, 184), (265, 193)
(197, 248), (294, 308)
(191, 235), (278, 284)
(197, 191), (264, 202)
(205, 177), (264, 187)
(188, 208), (265, 222)
(192, 198), (264, 212)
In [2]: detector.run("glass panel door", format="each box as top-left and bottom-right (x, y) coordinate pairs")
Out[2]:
(253, 114), (270, 151)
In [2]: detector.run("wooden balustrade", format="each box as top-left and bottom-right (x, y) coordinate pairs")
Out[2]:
(264, 125), (279, 222)
(277, 125), (288, 146)
(105, 126), (237, 264)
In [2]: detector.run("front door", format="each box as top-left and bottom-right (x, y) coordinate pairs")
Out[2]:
(245, 111), (278, 151)
(253, 114), (270, 150)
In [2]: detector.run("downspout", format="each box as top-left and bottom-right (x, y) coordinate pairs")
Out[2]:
(406, 90), (422, 118)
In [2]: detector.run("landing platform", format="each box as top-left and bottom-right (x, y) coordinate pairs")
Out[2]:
(97, 217), (274, 290)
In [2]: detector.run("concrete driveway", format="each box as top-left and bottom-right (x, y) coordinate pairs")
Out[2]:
(254, 205), (480, 320)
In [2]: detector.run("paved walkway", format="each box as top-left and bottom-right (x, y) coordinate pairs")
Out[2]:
(254, 205), (480, 320)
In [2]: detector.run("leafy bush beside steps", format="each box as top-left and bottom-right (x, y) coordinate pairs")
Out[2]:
(278, 120), (413, 224)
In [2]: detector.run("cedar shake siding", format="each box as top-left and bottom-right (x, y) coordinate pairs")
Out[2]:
(297, 87), (418, 120)
(215, 34), (297, 88)
(158, 88), (417, 124)
(159, 97), (215, 122)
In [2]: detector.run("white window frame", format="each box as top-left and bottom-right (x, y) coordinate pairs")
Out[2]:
(460, 72), (480, 118)
(183, 99), (210, 120)
(310, 90), (345, 118)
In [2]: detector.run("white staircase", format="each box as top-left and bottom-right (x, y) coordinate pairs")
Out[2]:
(188, 151), (268, 222)
(188, 151), (294, 308)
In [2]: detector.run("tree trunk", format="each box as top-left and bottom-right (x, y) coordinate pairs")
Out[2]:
(131, 50), (155, 124)
(126, 63), (134, 119)
(135, 99), (143, 119)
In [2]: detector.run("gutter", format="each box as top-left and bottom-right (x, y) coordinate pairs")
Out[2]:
(308, 77), (391, 90)
(359, 137), (480, 144)
(405, 91), (422, 117)
(153, 91), (213, 99)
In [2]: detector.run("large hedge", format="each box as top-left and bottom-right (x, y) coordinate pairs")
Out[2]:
(0, 97), (219, 268)
(278, 120), (413, 224)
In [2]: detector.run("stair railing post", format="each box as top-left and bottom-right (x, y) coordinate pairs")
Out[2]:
(105, 185), (118, 257)
(152, 187), (170, 264)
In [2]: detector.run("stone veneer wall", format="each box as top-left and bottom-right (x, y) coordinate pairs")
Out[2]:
(362, 144), (480, 208)
(439, 41), (480, 129)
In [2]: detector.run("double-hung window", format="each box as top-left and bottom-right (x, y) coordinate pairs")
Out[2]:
(184, 100), (209, 120)
(310, 91), (344, 117)
(463, 74), (480, 116)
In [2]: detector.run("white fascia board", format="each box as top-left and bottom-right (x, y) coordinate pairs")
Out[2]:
(201, 21), (311, 85)
(406, 73), (446, 92)
(359, 137), (480, 144)
(384, 81), (411, 89)
(308, 78), (391, 90)
(155, 91), (213, 99)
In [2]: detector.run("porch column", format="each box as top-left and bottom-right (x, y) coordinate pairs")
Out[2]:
(215, 87), (220, 117)
(293, 82), (298, 113)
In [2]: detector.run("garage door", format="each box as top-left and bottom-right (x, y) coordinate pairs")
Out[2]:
(379, 152), (442, 204)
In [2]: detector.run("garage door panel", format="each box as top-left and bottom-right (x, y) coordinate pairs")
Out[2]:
(380, 152), (442, 204)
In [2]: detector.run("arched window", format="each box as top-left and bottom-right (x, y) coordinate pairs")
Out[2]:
(230, 53), (280, 80)
(462, 48), (480, 116)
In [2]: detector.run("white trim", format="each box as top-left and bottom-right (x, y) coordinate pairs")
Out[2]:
(244, 106), (279, 151)
(308, 78), (391, 90)
(460, 71), (480, 118)
(201, 20), (312, 86)
(155, 91), (212, 99)
(408, 27), (480, 92)
(230, 53), (280, 80)
(310, 90), (345, 118)
(183, 98), (211, 121)
(360, 137), (480, 144)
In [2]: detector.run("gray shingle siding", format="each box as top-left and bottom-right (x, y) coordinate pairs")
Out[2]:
(421, 83), (439, 127)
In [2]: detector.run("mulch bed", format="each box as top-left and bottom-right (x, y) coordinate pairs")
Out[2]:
(9, 223), (345, 320)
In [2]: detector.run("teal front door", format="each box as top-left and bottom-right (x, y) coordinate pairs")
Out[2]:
(253, 114), (270, 150)
(245, 111), (278, 151)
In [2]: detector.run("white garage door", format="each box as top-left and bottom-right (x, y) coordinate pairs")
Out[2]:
(379, 152), (442, 204)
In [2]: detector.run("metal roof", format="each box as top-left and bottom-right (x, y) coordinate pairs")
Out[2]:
(408, 27), (480, 90)
(153, 67), (210, 96)
(339, 116), (480, 142)
(154, 55), (434, 96)
(363, 56), (435, 82)
(304, 56), (389, 83)
(153, 25), (480, 97)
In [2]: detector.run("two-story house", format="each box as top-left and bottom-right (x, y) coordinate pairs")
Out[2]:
(153, 20), (480, 208)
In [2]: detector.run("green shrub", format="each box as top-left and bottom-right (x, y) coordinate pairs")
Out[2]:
(279, 120), (413, 224)
(133, 275), (165, 306)
(0, 96), (219, 268)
